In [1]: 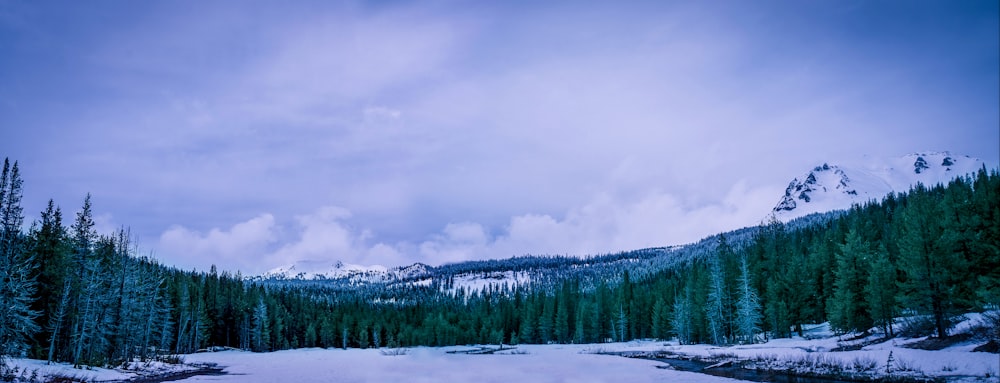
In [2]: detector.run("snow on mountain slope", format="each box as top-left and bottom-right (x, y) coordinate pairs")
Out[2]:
(770, 152), (983, 221)
(262, 260), (399, 282)
(451, 270), (532, 292)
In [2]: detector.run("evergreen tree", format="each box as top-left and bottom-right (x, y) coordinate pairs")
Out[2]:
(650, 297), (668, 340)
(705, 238), (729, 344)
(896, 184), (967, 338)
(554, 293), (570, 343)
(827, 227), (874, 334)
(29, 200), (70, 362)
(615, 304), (628, 342)
(574, 300), (589, 343)
(734, 254), (761, 344)
(672, 288), (692, 344)
(252, 298), (270, 352)
(0, 159), (39, 364)
(970, 168), (1000, 307)
(866, 243), (897, 336)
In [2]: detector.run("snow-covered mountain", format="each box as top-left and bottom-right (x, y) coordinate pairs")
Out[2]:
(255, 151), (985, 288)
(770, 152), (984, 221)
(259, 260), (429, 283)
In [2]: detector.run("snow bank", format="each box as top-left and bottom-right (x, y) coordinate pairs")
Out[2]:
(4, 357), (202, 382)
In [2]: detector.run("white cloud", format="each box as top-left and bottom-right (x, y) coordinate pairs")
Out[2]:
(156, 179), (782, 274)
(267, 206), (358, 267)
(158, 207), (412, 274)
(419, 222), (491, 264)
(101, 1), (995, 275)
(158, 213), (278, 272)
(415, 181), (782, 264)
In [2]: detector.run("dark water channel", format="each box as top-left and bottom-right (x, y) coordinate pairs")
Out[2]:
(649, 356), (860, 383)
(126, 366), (227, 383)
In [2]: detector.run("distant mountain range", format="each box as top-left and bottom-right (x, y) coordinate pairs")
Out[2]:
(259, 260), (430, 283)
(256, 151), (985, 287)
(769, 152), (983, 221)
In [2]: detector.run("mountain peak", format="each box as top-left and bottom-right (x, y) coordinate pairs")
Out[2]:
(769, 152), (982, 221)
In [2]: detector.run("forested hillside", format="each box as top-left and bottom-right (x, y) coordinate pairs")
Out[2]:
(1, 157), (997, 370)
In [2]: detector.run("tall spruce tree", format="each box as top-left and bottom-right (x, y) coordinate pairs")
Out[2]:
(734, 254), (762, 344)
(651, 297), (668, 340)
(970, 168), (1000, 307)
(866, 242), (897, 336)
(672, 288), (693, 344)
(827, 227), (874, 334)
(29, 200), (69, 362)
(0, 159), (40, 365)
(896, 184), (967, 338)
(705, 236), (731, 344)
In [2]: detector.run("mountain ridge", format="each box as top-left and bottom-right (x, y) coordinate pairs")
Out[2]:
(769, 151), (983, 222)
(257, 151), (985, 286)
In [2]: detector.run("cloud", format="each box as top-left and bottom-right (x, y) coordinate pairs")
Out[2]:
(156, 179), (782, 274)
(416, 180), (782, 264)
(13, 1), (996, 275)
(418, 222), (491, 264)
(158, 214), (277, 272)
(158, 207), (409, 274)
(268, 206), (373, 267)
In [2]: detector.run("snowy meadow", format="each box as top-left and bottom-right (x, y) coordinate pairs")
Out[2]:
(168, 319), (997, 383)
(4, 315), (997, 382)
(171, 339), (997, 383)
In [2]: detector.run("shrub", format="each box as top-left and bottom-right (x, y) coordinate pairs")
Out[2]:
(157, 354), (185, 365)
(897, 314), (961, 338)
(379, 347), (409, 356)
(894, 357), (920, 373)
(851, 356), (877, 372)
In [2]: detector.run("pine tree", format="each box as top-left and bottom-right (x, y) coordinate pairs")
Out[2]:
(866, 243), (897, 337)
(68, 194), (101, 366)
(651, 297), (668, 340)
(554, 295), (570, 343)
(30, 200), (69, 362)
(574, 300), (589, 343)
(47, 280), (70, 364)
(896, 184), (967, 338)
(252, 298), (269, 351)
(539, 294), (554, 343)
(705, 243), (729, 344)
(672, 288), (692, 344)
(0, 159), (40, 364)
(615, 304), (628, 342)
(734, 254), (761, 344)
(827, 227), (874, 334)
(970, 168), (1000, 308)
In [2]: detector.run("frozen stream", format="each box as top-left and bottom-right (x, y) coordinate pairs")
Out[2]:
(173, 345), (743, 383)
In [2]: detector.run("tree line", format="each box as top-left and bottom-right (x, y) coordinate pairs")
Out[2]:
(1, 156), (997, 371)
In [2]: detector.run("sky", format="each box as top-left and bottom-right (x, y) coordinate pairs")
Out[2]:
(1, 1), (997, 274)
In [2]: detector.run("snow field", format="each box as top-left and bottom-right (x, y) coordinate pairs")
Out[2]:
(172, 326), (998, 383)
(175, 344), (739, 383)
(6, 316), (996, 382)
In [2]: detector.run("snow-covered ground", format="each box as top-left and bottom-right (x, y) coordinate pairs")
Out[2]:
(655, 322), (998, 382)
(3, 357), (201, 382)
(5, 316), (997, 382)
(174, 344), (737, 383)
(172, 328), (998, 383)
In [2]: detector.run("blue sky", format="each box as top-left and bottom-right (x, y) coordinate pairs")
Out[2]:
(1, 1), (997, 273)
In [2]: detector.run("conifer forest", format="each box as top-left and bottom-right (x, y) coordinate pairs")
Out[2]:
(1, 156), (997, 369)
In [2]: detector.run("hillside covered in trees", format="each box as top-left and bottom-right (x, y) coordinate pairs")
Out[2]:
(1, 157), (997, 371)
